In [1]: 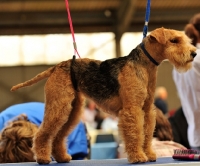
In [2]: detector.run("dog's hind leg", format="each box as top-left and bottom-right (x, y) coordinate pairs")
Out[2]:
(51, 93), (85, 163)
(32, 68), (76, 164)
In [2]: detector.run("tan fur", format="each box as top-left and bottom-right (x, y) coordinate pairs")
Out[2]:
(11, 28), (196, 164)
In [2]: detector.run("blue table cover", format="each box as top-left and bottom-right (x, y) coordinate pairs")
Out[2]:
(1, 157), (200, 166)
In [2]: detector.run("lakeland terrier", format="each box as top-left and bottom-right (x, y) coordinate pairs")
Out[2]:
(11, 27), (196, 164)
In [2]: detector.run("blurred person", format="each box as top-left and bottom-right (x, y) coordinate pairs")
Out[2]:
(152, 107), (186, 157)
(82, 99), (97, 130)
(0, 115), (38, 163)
(94, 109), (106, 130)
(101, 114), (118, 132)
(168, 107), (190, 149)
(154, 86), (168, 115)
(0, 102), (88, 163)
(172, 13), (200, 150)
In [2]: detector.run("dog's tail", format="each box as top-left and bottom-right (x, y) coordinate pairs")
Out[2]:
(10, 66), (55, 92)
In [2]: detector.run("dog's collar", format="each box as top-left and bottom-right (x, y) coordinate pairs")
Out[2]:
(140, 43), (159, 66)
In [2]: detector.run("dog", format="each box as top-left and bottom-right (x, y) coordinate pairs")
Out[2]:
(11, 27), (196, 164)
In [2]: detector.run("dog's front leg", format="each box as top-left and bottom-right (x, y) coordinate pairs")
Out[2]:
(143, 103), (157, 161)
(117, 65), (149, 163)
(118, 105), (148, 163)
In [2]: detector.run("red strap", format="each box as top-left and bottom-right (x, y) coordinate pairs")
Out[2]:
(65, 0), (81, 58)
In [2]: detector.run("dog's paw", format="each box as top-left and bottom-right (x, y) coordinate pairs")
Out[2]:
(146, 150), (157, 162)
(55, 154), (72, 163)
(36, 158), (51, 165)
(127, 152), (148, 163)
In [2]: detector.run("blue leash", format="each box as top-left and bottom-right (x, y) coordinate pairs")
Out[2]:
(143, 0), (151, 39)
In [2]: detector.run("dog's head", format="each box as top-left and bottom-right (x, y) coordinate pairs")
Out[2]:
(146, 27), (197, 72)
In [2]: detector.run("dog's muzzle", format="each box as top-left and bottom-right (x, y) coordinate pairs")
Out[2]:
(191, 51), (197, 58)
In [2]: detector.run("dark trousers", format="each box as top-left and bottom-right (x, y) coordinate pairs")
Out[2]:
(190, 146), (200, 151)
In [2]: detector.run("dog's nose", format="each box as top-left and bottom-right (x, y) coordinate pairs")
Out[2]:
(191, 51), (197, 58)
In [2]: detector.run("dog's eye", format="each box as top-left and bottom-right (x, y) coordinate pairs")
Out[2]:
(170, 38), (178, 43)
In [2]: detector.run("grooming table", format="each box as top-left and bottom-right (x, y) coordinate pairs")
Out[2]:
(1, 157), (200, 166)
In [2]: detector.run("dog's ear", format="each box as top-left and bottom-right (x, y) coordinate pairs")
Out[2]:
(149, 27), (166, 45)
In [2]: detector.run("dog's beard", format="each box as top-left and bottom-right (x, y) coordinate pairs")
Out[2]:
(174, 62), (192, 73)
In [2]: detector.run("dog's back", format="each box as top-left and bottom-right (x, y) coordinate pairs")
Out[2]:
(70, 51), (143, 101)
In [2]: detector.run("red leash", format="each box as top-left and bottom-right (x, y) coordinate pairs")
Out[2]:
(65, 0), (81, 58)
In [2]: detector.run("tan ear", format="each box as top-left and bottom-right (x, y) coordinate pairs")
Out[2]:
(149, 27), (166, 45)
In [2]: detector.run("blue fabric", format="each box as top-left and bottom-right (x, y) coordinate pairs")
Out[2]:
(0, 102), (45, 129)
(68, 123), (88, 159)
(0, 102), (88, 159)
